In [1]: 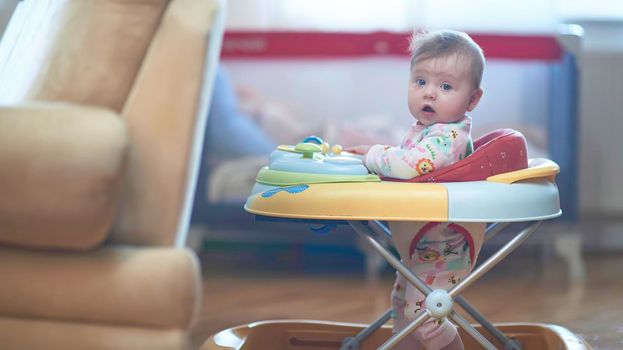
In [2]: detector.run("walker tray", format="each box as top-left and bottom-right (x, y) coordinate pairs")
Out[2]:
(245, 130), (561, 222)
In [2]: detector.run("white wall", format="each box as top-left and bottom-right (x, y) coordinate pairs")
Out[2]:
(224, 0), (622, 33)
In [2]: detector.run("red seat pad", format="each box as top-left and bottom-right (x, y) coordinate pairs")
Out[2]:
(383, 129), (529, 183)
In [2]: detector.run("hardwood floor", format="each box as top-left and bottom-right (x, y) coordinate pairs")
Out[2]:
(193, 252), (623, 349)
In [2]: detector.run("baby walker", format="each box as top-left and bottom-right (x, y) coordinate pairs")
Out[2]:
(202, 130), (591, 350)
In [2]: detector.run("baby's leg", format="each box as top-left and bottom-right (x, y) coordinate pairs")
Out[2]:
(389, 222), (485, 350)
(390, 271), (423, 350)
(390, 269), (461, 350)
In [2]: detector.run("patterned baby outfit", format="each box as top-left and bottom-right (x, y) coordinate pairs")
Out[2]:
(389, 221), (486, 349)
(364, 116), (473, 180)
(364, 116), (485, 349)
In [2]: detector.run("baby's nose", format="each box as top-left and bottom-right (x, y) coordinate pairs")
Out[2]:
(424, 88), (436, 100)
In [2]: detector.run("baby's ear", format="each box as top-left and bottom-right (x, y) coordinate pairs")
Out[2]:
(467, 88), (483, 112)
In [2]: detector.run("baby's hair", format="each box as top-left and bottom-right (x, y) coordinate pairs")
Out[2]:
(410, 30), (485, 88)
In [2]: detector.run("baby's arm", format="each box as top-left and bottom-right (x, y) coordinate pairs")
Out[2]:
(364, 128), (464, 179)
(344, 145), (371, 155)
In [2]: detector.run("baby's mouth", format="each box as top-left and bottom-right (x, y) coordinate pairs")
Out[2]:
(422, 105), (435, 113)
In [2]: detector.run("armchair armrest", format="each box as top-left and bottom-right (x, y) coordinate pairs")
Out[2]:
(0, 102), (127, 250)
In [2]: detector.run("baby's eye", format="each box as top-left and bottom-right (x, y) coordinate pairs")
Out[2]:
(441, 83), (452, 91)
(416, 79), (426, 86)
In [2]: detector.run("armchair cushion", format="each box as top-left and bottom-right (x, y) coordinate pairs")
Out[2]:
(0, 102), (127, 250)
(0, 246), (200, 329)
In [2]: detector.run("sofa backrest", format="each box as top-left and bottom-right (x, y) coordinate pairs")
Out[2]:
(0, 0), (167, 111)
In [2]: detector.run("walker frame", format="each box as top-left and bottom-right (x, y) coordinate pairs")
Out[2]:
(204, 132), (591, 350)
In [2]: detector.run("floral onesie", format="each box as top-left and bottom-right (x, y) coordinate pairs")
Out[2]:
(364, 116), (473, 180)
(364, 116), (485, 349)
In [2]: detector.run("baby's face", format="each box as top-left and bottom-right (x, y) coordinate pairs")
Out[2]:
(407, 54), (482, 126)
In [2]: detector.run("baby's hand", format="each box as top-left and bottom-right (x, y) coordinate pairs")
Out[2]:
(344, 145), (372, 155)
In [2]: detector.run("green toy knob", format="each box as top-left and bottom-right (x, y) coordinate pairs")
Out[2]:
(295, 142), (322, 159)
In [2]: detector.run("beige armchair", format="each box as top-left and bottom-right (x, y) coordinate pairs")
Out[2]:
(0, 0), (224, 349)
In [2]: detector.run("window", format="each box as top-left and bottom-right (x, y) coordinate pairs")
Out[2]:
(226, 0), (623, 32)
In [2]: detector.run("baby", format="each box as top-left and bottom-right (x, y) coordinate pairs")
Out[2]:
(347, 30), (485, 350)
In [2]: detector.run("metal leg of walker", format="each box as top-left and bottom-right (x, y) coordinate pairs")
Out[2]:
(350, 221), (496, 349)
(371, 220), (520, 349)
(442, 221), (541, 350)
(455, 296), (522, 350)
(339, 222), (394, 350)
(484, 222), (511, 241)
(348, 220), (541, 350)
(447, 221), (541, 297)
(340, 309), (392, 350)
(369, 220), (392, 241)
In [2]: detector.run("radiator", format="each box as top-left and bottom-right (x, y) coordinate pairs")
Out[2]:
(579, 52), (623, 215)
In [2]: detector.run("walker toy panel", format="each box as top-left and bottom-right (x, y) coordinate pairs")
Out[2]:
(202, 320), (591, 350)
(257, 141), (381, 186)
(270, 147), (366, 175)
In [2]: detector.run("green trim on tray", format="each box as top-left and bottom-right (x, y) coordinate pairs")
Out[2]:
(256, 167), (380, 186)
